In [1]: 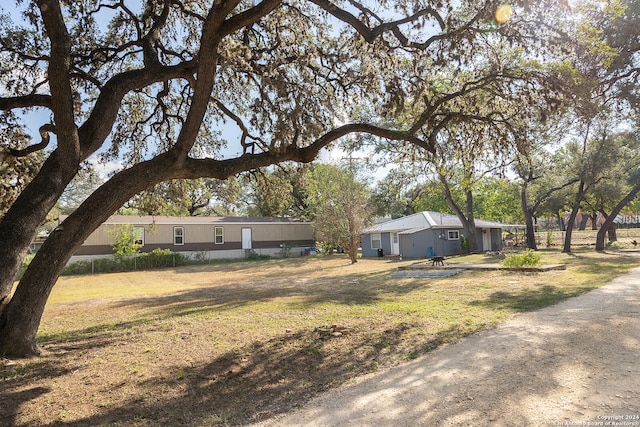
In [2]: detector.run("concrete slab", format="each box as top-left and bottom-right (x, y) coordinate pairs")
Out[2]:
(390, 269), (462, 278)
(398, 263), (566, 272)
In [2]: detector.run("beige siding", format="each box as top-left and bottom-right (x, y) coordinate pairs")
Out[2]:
(249, 223), (314, 242)
(82, 224), (119, 246)
(80, 219), (313, 248)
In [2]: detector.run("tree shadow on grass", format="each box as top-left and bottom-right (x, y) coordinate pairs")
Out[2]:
(108, 270), (433, 318)
(0, 359), (73, 426)
(470, 285), (597, 312)
(254, 289), (640, 427)
(29, 269), (434, 370)
(5, 321), (466, 427)
(0, 386), (49, 426)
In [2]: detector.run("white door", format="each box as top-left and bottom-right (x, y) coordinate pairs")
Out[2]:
(482, 229), (492, 251)
(391, 233), (400, 255)
(242, 228), (252, 249)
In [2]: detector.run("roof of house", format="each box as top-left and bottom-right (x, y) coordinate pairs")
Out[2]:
(59, 215), (310, 225)
(362, 211), (513, 234)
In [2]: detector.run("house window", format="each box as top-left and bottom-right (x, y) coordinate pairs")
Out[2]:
(134, 227), (145, 246)
(371, 233), (382, 249)
(174, 227), (184, 245)
(214, 226), (224, 244)
(447, 230), (460, 240)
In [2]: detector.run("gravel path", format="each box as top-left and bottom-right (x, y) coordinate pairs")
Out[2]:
(254, 267), (640, 427)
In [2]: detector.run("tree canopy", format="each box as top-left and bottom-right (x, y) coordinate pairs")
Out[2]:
(0, 0), (602, 357)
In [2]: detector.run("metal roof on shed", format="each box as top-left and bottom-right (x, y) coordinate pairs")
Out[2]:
(363, 211), (513, 234)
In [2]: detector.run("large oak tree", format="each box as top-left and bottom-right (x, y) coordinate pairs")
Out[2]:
(0, 0), (562, 357)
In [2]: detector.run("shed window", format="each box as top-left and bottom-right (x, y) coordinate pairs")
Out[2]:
(134, 227), (145, 246)
(214, 226), (224, 244)
(174, 227), (184, 245)
(371, 233), (381, 249)
(447, 230), (460, 240)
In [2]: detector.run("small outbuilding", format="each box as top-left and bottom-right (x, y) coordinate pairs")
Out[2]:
(361, 211), (510, 258)
(64, 215), (315, 260)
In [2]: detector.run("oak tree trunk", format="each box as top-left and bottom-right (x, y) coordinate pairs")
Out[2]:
(0, 156), (178, 357)
(578, 213), (589, 230)
(0, 140), (347, 357)
(521, 184), (537, 250)
(596, 179), (640, 251)
(562, 181), (585, 253)
(0, 151), (79, 306)
(441, 178), (479, 253)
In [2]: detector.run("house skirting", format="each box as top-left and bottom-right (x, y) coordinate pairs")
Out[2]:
(71, 240), (315, 256)
(67, 245), (316, 265)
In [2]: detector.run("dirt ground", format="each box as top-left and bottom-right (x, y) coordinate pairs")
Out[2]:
(253, 267), (640, 427)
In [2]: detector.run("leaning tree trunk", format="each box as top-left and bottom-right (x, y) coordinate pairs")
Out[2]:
(441, 179), (479, 253)
(578, 213), (589, 230)
(520, 184), (537, 250)
(0, 137), (343, 356)
(590, 212), (598, 230)
(598, 210), (618, 242)
(608, 223), (618, 242)
(0, 155), (179, 357)
(557, 211), (566, 231)
(0, 150), (79, 306)
(563, 181), (585, 253)
(596, 180), (640, 251)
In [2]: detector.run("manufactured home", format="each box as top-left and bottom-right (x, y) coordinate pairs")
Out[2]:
(361, 211), (511, 258)
(62, 215), (315, 260)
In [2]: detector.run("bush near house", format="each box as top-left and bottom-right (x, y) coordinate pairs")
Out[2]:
(60, 249), (191, 275)
(502, 249), (541, 268)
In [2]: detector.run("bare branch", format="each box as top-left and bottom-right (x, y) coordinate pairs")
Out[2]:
(310, 0), (454, 47)
(8, 124), (56, 157)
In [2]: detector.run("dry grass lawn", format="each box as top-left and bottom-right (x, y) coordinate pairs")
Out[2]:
(2, 246), (640, 426)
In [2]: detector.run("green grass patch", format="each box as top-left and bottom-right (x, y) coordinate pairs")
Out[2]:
(501, 249), (541, 268)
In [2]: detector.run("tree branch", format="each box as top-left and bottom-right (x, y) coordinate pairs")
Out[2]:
(37, 0), (78, 160)
(220, 0), (282, 37)
(308, 0), (443, 45)
(0, 95), (52, 110)
(531, 178), (580, 213)
(8, 124), (56, 157)
(182, 123), (433, 178)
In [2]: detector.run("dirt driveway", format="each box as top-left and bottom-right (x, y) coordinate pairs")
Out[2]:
(253, 267), (640, 427)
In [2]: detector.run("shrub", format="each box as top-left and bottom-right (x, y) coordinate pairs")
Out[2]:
(60, 250), (192, 275)
(58, 250), (272, 276)
(546, 230), (554, 247)
(108, 224), (142, 260)
(501, 249), (541, 268)
(61, 257), (129, 275)
(460, 235), (470, 254)
(246, 250), (270, 260)
(137, 249), (189, 269)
